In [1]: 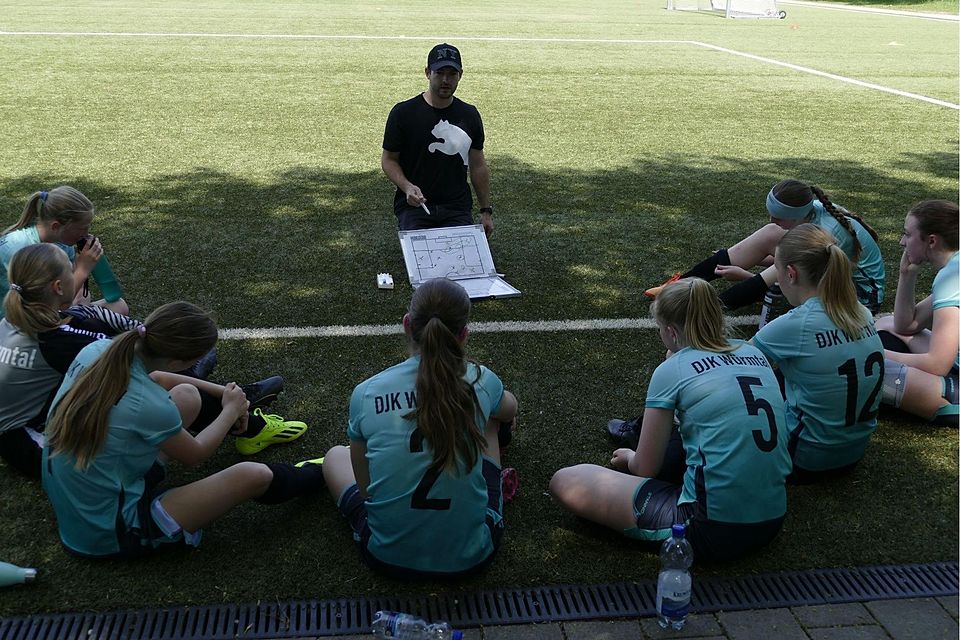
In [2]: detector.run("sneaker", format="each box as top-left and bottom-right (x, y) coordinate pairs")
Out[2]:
(644, 272), (682, 299)
(607, 415), (642, 450)
(501, 467), (519, 504)
(240, 376), (284, 410)
(176, 347), (217, 380)
(236, 408), (308, 455)
(295, 457), (325, 468)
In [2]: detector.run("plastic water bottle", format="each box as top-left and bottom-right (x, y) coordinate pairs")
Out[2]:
(0, 561), (37, 587)
(656, 523), (693, 630)
(91, 255), (124, 303)
(371, 611), (462, 640)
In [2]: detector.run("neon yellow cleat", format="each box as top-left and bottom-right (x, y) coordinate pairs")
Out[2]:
(295, 457), (325, 468)
(235, 408), (308, 455)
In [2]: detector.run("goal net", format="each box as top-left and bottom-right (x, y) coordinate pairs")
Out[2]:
(668, 0), (785, 19)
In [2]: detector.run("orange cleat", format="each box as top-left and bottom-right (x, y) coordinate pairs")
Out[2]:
(644, 272), (682, 299)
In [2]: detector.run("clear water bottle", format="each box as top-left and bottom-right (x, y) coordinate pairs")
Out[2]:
(371, 611), (462, 640)
(656, 523), (693, 630)
(0, 561), (37, 587)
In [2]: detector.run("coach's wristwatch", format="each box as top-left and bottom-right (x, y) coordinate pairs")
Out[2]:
(479, 206), (494, 215)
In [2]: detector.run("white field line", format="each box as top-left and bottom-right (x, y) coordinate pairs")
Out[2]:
(0, 30), (954, 109)
(693, 41), (960, 110)
(218, 315), (761, 340)
(779, 0), (959, 22)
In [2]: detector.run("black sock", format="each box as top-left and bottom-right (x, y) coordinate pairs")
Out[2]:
(190, 390), (223, 432)
(719, 273), (769, 310)
(681, 248), (730, 282)
(878, 330), (910, 353)
(244, 412), (266, 438)
(255, 462), (325, 504)
(498, 421), (513, 449)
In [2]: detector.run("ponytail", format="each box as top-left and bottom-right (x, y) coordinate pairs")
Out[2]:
(3, 186), (94, 236)
(3, 244), (71, 336)
(810, 185), (878, 262)
(651, 277), (734, 353)
(46, 301), (217, 470)
(404, 278), (485, 475)
(778, 224), (866, 338)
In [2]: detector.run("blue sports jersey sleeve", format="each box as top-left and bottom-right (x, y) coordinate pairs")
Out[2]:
(471, 364), (504, 420)
(644, 356), (681, 411)
(752, 308), (806, 365)
(932, 253), (960, 311)
(346, 379), (370, 442)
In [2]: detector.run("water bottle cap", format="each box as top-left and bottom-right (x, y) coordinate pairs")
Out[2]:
(672, 523), (686, 538)
(22, 568), (37, 582)
(452, 631), (464, 640)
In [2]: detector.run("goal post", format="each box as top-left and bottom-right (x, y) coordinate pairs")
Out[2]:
(667, 0), (786, 19)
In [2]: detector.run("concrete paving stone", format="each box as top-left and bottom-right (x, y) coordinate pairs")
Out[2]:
(640, 613), (724, 638)
(791, 603), (874, 628)
(806, 626), (889, 640)
(936, 595), (959, 620)
(865, 598), (959, 639)
(562, 620), (641, 640)
(717, 608), (809, 640)
(481, 623), (564, 640)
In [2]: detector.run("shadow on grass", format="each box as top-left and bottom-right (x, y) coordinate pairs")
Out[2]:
(0, 150), (953, 327)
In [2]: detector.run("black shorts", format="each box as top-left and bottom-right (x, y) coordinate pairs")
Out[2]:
(396, 204), (473, 231)
(0, 427), (43, 479)
(625, 479), (784, 563)
(338, 458), (504, 580)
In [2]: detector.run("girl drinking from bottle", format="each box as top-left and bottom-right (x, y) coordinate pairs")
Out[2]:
(876, 200), (958, 426)
(42, 301), (324, 559)
(323, 277), (518, 578)
(0, 245), (298, 479)
(550, 278), (791, 563)
(752, 224), (885, 482)
(0, 186), (128, 319)
(645, 180), (884, 319)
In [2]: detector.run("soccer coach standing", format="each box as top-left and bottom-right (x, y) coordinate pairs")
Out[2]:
(381, 43), (495, 236)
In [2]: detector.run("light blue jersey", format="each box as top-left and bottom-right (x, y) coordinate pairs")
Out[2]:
(0, 226), (76, 319)
(811, 202), (885, 307)
(753, 297), (883, 471)
(645, 340), (791, 524)
(932, 251), (959, 370)
(41, 340), (182, 557)
(347, 356), (504, 574)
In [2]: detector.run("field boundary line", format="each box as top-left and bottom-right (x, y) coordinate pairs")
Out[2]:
(779, 0), (959, 21)
(217, 315), (761, 340)
(693, 41), (960, 110)
(0, 31), (955, 109)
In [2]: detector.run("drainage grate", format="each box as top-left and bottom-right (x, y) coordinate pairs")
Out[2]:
(1, 561), (955, 640)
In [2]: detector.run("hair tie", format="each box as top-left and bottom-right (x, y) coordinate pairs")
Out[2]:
(39, 191), (48, 202)
(137, 325), (147, 337)
(431, 314), (443, 321)
(8, 283), (22, 292)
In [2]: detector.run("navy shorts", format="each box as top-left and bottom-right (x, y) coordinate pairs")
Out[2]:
(338, 458), (504, 579)
(625, 479), (784, 563)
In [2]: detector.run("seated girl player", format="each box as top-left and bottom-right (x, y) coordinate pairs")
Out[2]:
(551, 277), (791, 563)
(876, 200), (958, 427)
(0, 244), (297, 479)
(322, 277), (518, 578)
(645, 180), (884, 321)
(41, 301), (325, 559)
(0, 186), (129, 318)
(752, 224), (884, 483)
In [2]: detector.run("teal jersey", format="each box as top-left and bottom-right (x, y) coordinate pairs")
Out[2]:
(0, 226), (76, 319)
(41, 340), (182, 556)
(932, 251), (959, 369)
(347, 355), (504, 573)
(753, 297), (884, 471)
(644, 340), (791, 524)
(811, 202), (885, 306)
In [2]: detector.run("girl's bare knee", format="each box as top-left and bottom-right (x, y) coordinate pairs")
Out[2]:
(549, 466), (585, 503)
(170, 383), (200, 409)
(235, 461), (273, 492)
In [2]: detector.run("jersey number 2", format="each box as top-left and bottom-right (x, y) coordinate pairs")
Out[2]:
(409, 428), (451, 511)
(737, 376), (778, 452)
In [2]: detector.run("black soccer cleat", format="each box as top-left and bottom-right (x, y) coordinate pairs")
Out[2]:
(606, 415), (642, 451)
(241, 376), (285, 410)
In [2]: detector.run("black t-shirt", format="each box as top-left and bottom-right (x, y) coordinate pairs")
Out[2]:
(383, 94), (484, 215)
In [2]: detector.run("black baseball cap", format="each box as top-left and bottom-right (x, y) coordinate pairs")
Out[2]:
(427, 43), (462, 72)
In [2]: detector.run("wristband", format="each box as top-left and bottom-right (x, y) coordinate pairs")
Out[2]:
(479, 206), (493, 215)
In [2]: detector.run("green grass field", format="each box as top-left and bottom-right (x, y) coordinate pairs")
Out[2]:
(0, 0), (957, 618)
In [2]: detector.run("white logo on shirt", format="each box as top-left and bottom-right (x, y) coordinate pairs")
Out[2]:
(0, 345), (37, 369)
(428, 120), (472, 166)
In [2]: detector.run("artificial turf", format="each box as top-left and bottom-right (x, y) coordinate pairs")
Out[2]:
(0, 0), (956, 617)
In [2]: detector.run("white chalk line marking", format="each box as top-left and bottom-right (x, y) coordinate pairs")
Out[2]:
(0, 31), (954, 109)
(779, 1), (958, 22)
(218, 315), (762, 340)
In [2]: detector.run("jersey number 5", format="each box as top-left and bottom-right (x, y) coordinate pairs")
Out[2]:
(837, 352), (884, 427)
(737, 376), (778, 452)
(409, 428), (451, 510)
